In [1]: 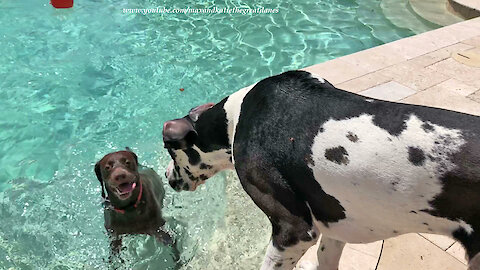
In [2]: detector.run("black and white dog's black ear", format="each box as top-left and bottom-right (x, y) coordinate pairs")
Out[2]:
(188, 103), (215, 122)
(163, 118), (198, 150)
(94, 162), (106, 199)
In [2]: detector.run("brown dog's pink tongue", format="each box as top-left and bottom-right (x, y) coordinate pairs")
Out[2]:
(118, 182), (136, 194)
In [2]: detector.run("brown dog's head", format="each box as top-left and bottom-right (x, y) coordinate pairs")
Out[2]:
(94, 150), (140, 202)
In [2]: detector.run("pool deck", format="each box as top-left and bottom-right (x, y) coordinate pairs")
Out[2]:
(298, 16), (480, 270)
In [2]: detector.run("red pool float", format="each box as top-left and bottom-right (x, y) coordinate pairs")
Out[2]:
(50, 0), (73, 8)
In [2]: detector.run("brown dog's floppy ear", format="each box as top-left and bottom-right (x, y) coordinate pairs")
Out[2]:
(163, 118), (198, 149)
(188, 103), (215, 122)
(130, 151), (138, 165)
(94, 162), (106, 199)
(125, 147), (139, 165)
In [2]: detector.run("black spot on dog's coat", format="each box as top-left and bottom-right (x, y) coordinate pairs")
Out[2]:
(408, 146), (426, 166)
(372, 113), (408, 137)
(183, 168), (193, 177)
(346, 132), (359, 142)
(422, 122), (434, 132)
(391, 179), (401, 191)
(320, 245), (325, 251)
(274, 262), (282, 267)
(325, 146), (349, 165)
(410, 210), (417, 214)
(192, 98), (231, 153)
(199, 163), (212, 170)
(183, 148), (201, 165)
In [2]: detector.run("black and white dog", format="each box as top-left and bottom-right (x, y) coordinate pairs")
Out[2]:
(162, 70), (480, 270)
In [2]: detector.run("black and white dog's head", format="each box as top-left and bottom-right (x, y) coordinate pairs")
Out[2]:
(163, 103), (233, 191)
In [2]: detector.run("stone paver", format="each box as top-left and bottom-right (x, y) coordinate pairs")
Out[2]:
(402, 80), (480, 115)
(296, 239), (382, 270)
(452, 47), (480, 67)
(378, 61), (450, 90)
(377, 234), (466, 270)
(339, 243), (382, 270)
(337, 72), (392, 93)
(338, 45), (408, 73)
(420, 233), (457, 250)
(469, 89), (480, 102)
(359, 81), (416, 101)
(427, 58), (480, 88)
(408, 42), (475, 68)
(303, 58), (370, 85)
(436, 78), (479, 96)
(463, 36), (480, 46)
(447, 241), (469, 265)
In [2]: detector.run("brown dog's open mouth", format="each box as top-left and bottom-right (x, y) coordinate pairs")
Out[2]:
(115, 182), (137, 198)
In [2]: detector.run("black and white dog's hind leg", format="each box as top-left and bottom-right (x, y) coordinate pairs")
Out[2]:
(316, 236), (345, 270)
(295, 236), (345, 270)
(470, 255), (480, 270)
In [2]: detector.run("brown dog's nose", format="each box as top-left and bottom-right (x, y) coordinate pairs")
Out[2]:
(110, 168), (129, 182)
(114, 173), (126, 181)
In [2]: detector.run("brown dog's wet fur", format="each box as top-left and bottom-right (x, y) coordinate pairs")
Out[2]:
(94, 150), (179, 264)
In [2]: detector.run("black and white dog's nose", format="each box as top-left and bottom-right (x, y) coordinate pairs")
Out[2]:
(169, 180), (182, 191)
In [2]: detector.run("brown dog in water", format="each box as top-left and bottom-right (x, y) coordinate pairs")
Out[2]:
(94, 149), (178, 262)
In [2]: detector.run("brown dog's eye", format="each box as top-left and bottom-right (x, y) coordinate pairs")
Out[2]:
(125, 160), (131, 166)
(105, 166), (111, 171)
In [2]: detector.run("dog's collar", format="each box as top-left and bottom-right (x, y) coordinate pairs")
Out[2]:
(107, 178), (143, 214)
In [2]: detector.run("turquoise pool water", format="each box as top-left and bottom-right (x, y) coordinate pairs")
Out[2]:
(0, 0), (436, 269)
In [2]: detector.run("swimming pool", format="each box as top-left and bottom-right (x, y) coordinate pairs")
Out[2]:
(0, 0), (437, 269)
